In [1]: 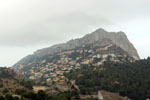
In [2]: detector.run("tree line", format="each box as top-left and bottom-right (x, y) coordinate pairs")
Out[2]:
(0, 89), (97, 100)
(65, 57), (150, 100)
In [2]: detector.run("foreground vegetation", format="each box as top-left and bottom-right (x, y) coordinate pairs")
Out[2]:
(0, 67), (34, 94)
(65, 58), (150, 100)
(0, 90), (97, 100)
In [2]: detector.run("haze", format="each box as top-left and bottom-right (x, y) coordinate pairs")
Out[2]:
(0, 0), (150, 66)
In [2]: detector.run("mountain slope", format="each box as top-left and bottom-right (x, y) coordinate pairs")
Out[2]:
(0, 67), (32, 94)
(33, 28), (139, 58)
(14, 28), (139, 66)
(12, 28), (139, 88)
(65, 58), (150, 100)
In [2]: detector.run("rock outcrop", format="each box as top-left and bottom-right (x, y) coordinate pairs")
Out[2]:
(15, 28), (139, 65)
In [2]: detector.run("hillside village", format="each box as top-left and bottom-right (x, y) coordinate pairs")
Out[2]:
(14, 42), (136, 86)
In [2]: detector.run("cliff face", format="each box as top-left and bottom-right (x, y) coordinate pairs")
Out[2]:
(33, 28), (139, 59)
(15, 28), (139, 65)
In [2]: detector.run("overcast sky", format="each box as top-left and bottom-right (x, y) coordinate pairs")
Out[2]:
(0, 0), (150, 67)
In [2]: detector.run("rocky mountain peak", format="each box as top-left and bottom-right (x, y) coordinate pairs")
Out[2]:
(94, 28), (107, 33)
(82, 29), (139, 59)
(117, 31), (127, 38)
(13, 28), (140, 87)
(14, 28), (139, 65)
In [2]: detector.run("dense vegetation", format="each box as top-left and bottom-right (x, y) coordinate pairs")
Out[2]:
(0, 67), (34, 94)
(0, 90), (97, 100)
(65, 58), (150, 100)
(19, 80), (34, 90)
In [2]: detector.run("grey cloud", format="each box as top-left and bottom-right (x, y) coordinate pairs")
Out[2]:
(0, 12), (113, 46)
(0, 0), (150, 66)
(0, 0), (150, 47)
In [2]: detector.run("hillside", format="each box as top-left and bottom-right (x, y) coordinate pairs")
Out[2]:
(65, 58), (150, 100)
(12, 28), (139, 90)
(13, 41), (135, 87)
(0, 67), (32, 94)
(36, 28), (139, 59)
(8, 28), (143, 100)
(14, 28), (139, 66)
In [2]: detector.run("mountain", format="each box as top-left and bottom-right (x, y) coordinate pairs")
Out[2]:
(34, 28), (139, 58)
(12, 28), (139, 88)
(14, 28), (139, 65)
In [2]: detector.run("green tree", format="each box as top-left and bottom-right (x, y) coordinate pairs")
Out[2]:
(2, 88), (9, 94)
(37, 90), (47, 100)
(15, 88), (26, 95)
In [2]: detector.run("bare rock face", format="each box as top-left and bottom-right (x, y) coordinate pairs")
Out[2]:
(34, 28), (139, 59)
(90, 28), (139, 59)
(15, 28), (139, 65)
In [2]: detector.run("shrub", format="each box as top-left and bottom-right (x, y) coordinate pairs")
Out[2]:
(0, 83), (3, 88)
(2, 88), (9, 94)
(15, 88), (26, 95)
